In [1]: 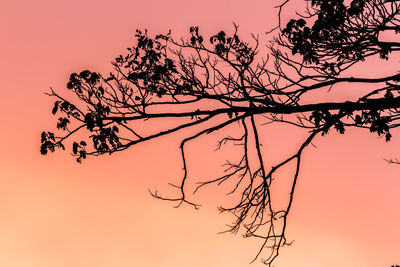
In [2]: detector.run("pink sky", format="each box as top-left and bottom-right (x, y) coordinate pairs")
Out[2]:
(1, 0), (399, 266)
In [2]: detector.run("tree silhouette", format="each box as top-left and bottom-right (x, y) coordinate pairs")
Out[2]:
(41, 0), (400, 265)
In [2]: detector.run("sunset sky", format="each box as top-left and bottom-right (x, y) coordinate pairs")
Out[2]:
(1, 0), (399, 266)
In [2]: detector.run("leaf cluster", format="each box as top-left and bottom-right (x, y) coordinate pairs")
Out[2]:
(282, 0), (398, 69)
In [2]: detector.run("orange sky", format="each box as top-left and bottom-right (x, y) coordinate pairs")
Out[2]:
(1, 0), (399, 266)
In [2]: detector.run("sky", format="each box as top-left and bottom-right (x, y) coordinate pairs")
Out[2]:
(1, 0), (399, 266)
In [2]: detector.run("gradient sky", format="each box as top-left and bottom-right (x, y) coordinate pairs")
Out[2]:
(1, 0), (400, 266)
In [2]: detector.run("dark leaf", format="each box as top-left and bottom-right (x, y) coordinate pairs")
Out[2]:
(52, 101), (59, 115)
(72, 142), (79, 154)
(79, 70), (91, 80)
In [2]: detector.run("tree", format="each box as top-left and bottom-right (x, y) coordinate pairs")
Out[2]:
(41, 0), (400, 265)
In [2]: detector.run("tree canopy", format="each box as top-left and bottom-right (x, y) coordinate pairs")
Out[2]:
(41, 0), (400, 265)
